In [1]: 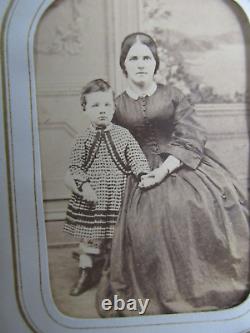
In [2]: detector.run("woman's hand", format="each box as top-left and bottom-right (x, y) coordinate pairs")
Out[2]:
(139, 155), (182, 189)
(81, 182), (98, 203)
(139, 167), (169, 189)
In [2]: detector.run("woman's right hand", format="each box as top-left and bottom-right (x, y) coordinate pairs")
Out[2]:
(138, 167), (168, 189)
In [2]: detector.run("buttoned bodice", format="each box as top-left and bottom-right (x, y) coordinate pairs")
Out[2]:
(114, 84), (207, 169)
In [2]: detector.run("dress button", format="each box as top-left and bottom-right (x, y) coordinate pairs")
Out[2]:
(239, 199), (245, 205)
(221, 193), (227, 200)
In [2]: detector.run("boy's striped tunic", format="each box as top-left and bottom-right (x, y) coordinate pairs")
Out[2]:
(64, 124), (149, 240)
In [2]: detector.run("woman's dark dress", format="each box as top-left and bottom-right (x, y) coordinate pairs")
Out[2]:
(96, 84), (250, 316)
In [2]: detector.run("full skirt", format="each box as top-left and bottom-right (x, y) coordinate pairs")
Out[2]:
(96, 148), (250, 316)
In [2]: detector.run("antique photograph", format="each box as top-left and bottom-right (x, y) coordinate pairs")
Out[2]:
(1, 0), (250, 332)
(34, 0), (250, 319)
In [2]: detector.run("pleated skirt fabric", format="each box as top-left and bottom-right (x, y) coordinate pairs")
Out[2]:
(96, 148), (250, 316)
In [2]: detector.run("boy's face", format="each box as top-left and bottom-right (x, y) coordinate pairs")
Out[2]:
(85, 90), (115, 128)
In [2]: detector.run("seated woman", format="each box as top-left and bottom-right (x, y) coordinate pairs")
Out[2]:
(96, 32), (250, 316)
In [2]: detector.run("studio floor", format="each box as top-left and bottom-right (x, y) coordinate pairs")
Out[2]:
(48, 246), (99, 318)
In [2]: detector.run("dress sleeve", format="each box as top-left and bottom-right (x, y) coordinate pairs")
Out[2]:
(163, 88), (207, 169)
(68, 135), (89, 182)
(125, 134), (150, 177)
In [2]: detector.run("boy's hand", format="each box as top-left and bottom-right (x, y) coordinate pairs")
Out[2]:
(71, 180), (84, 196)
(81, 182), (98, 203)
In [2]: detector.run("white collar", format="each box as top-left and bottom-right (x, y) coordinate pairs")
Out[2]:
(126, 82), (157, 100)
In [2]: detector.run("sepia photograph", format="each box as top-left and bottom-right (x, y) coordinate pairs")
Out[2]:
(35, 0), (250, 318)
(1, 0), (250, 332)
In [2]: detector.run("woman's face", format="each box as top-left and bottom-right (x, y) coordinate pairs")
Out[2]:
(124, 42), (156, 87)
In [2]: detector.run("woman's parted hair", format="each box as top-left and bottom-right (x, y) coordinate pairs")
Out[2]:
(80, 79), (114, 111)
(120, 32), (160, 77)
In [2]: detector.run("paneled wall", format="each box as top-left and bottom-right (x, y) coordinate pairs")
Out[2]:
(34, 1), (249, 246)
(42, 102), (249, 242)
(35, 0), (141, 226)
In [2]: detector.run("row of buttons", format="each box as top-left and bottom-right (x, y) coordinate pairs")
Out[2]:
(138, 97), (159, 154)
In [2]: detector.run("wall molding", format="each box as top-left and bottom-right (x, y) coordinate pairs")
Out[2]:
(196, 103), (250, 117)
(39, 120), (77, 137)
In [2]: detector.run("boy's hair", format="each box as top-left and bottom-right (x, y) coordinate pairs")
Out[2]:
(80, 79), (114, 111)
